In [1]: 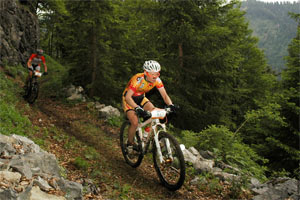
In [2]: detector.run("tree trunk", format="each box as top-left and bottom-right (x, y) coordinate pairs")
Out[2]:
(90, 25), (97, 97)
(178, 42), (183, 68)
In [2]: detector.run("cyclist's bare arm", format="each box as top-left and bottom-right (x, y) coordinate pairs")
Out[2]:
(43, 63), (48, 73)
(125, 89), (139, 109)
(27, 59), (32, 68)
(158, 87), (173, 106)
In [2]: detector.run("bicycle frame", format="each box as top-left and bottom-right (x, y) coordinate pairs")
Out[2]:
(120, 106), (185, 190)
(25, 70), (42, 104)
(29, 71), (42, 84)
(136, 108), (172, 164)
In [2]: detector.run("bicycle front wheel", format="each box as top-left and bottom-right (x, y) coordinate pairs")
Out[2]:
(153, 131), (185, 191)
(27, 82), (39, 104)
(120, 121), (144, 168)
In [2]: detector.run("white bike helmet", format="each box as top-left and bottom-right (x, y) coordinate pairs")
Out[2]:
(37, 49), (44, 56)
(143, 60), (161, 72)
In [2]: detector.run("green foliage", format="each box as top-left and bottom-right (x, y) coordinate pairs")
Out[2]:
(194, 125), (267, 180)
(32, 138), (45, 147)
(74, 157), (89, 170)
(207, 178), (223, 194)
(39, 55), (70, 99)
(2, 64), (26, 79)
(0, 70), (32, 136)
(106, 116), (123, 127)
(59, 165), (68, 179)
(119, 183), (132, 199)
(84, 147), (100, 160)
(63, 136), (77, 149)
(269, 168), (291, 178)
(241, 99), (300, 177)
(226, 176), (250, 199)
(178, 130), (199, 148)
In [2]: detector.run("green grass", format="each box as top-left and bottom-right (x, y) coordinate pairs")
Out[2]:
(0, 68), (33, 136)
(39, 55), (70, 99)
(74, 157), (90, 170)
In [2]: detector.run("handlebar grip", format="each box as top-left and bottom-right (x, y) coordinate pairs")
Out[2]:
(145, 111), (152, 118)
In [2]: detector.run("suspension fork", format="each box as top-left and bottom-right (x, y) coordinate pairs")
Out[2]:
(154, 129), (164, 163)
(153, 122), (173, 163)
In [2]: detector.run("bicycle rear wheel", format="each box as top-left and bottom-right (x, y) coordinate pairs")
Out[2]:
(153, 131), (185, 191)
(27, 82), (39, 104)
(120, 121), (144, 168)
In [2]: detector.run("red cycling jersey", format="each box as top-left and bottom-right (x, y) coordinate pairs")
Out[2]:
(28, 54), (46, 66)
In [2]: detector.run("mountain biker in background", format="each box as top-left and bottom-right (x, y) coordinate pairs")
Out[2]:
(122, 60), (176, 153)
(24, 49), (48, 91)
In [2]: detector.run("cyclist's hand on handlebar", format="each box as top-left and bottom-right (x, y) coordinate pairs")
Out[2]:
(135, 106), (150, 118)
(43, 72), (48, 75)
(168, 104), (178, 113)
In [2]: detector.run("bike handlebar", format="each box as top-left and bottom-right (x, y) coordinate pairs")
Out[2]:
(138, 105), (179, 120)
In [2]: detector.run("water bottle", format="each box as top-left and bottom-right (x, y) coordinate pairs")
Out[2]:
(143, 126), (151, 141)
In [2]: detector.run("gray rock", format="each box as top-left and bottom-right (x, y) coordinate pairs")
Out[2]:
(0, 188), (18, 200)
(0, 0), (39, 66)
(250, 177), (261, 188)
(33, 176), (52, 191)
(9, 155), (33, 179)
(99, 105), (120, 118)
(193, 159), (214, 173)
(0, 134), (84, 199)
(182, 149), (198, 164)
(29, 186), (66, 200)
(57, 178), (83, 200)
(251, 178), (299, 200)
(0, 171), (21, 183)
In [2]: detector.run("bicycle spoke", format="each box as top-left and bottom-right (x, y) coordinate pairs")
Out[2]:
(120, 121), (144, 168)
(153, 131), (185, 191)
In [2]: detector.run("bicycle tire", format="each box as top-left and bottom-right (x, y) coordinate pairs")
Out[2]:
(27, 82), (39, 104)
(120, 121), (144, 168)
(24, 80), (32, 99)
(153, 131), (185, 191)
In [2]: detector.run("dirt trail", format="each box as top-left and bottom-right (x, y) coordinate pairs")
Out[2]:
(19, 95), (218, 199)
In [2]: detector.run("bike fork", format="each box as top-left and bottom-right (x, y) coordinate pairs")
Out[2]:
(154, 134), (164, 163)
(154, 133), (174, 163)
(165, 138), (174, 160)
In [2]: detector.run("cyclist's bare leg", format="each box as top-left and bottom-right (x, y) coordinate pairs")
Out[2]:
(143, 101), (155, 111)
(142, 101), (155, 132)
(126, 110), (138, 144)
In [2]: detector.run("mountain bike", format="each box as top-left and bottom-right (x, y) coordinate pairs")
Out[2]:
(24, 70), (43, 104)
(120, 107), (185, 191)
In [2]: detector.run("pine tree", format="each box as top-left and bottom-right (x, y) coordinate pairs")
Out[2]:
(279, 13), (300, 177)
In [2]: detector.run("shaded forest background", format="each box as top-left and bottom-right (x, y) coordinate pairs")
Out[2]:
(241, 0), (298, 73)
(17, 0), (299, 180)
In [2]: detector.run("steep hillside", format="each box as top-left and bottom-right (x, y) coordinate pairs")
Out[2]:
(0, 65), (249, 199)
(1, 57), (298, 199)
(241, 0), (298, 72)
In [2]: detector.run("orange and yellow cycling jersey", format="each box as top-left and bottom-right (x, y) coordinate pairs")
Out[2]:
(122, 73), (164, 111)
(123, 73), (164, 96)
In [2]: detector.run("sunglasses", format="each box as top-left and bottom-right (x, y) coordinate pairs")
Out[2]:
(146, 71), (160, 77)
